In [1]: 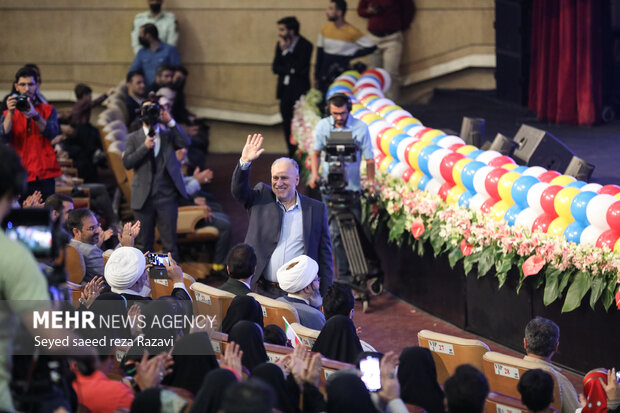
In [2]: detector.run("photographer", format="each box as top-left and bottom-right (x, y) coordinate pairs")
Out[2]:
(122, 97), (190, 261)
(1, 66), (61, 199)
(309, 93), (375, 281)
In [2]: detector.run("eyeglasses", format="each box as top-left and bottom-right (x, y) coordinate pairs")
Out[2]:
(85, 224), (101, 231)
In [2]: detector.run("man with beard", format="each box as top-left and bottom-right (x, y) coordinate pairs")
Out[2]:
(129, 23), (181, 87)
(276, 255), (326, 329)
(147, 64), (174, 95)
(131, 0), (178, 54)
(125, 70), (147, 128)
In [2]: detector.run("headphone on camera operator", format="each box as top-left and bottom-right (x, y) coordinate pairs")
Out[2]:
(325, 93), (352, 127)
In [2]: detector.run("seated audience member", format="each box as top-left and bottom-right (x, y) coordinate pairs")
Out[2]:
(218, 243), (256, 296)
(222, 295), (264, 335)
(227, 321), (268, 372)
(523, 317), (579, 413)
(129, 23), (181, 88)
(444, 365), (489, 413)
(397, 347), (444, 413)
(251, 362), (300, 413)
(221, 379), (276, 413)
(125, 70), (146, 129)
(189, 369), (238, 413)
(276, 255), (326, 330)
(130, 388), (188, 413)
(322, 282), (355, 320)
(578, 369), (620, 413)
(517, 369), (554, 413)
(44, 193), (74, 227)
(147, 64), (174, 94)
(263, 324), (287, 347)
(311, 314), (362, 364)
(104, 246), (191, 301)
(131, 0), (178, 54)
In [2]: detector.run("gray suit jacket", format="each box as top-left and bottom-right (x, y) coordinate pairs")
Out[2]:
(218, 278), (251, 296)
(277, 296), (325, 330)
(70, 239), (104, 283)
(121, 125), (190, 209)
(231, 163), (333, 295)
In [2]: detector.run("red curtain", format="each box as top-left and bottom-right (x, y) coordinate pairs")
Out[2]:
(528, 0), (602, 125)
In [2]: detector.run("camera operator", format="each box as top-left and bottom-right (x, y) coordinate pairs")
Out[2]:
(309, 93), (375, 281)
(1, 66), (61, 199)
(122, 96), (190, 261)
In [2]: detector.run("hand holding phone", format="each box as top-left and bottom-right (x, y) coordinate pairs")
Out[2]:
(360, 356), (381, 391)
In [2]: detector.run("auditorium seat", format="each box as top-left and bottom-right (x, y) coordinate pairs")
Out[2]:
(482, 351), (561, 412)
(210, 330), (228, 357)
(418, 329), (490, 384)
(149, 272), (196, 300)
(65, 244), (85, 285)
(65, 281), (83, 307)
(264, 342), (294, 364)
(485, 392), (558, 413)
(291, 322), (377, 352)
(103, 119), (127, 135)
(190, 283), (235, 331)
(248, 293), (300, 331)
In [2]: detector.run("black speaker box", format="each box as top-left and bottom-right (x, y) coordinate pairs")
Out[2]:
(489, 133), (518, 155)
(512, 124), (574, 170)
(565, 156), (595, 182)
(460, 117), (486, 147)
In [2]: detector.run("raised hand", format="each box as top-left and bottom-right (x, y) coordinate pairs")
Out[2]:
(240, 133), (265, 163)
(80, 276), (106, 308)
(378, 351), (400, 403)
(221, 341), (243, 378)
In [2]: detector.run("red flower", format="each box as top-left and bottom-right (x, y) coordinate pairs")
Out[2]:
(460, 239), (473, 257)
(522, 255), (546, 277)
(616, 288), (620, 310)
(411, 219), (425, 240)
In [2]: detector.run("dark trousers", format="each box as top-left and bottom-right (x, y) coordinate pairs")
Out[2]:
(27, 178), (56, 200)
(133, 196), (179, 261)
(279, 95), (299, 158)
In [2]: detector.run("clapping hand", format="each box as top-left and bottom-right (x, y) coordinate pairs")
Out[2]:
(79, 276), (106, 308)
(241, 133), (265, 163)
(22, 191), (44, 208)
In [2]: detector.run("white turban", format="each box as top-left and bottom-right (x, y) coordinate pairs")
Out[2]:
(276, 255), (318, 293)
(104, 247), (146, 290)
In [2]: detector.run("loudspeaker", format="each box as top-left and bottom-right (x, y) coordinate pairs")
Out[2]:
(565, 156), (595, 182)
(512, 124), (574, 171)
(489, 133), (518, 155)
(460, 117), (486, 147)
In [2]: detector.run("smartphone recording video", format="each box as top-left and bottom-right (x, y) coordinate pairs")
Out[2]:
(360, 356), (381, 391)
(146, 253), (170, 279)
(3, 208), (53, 258)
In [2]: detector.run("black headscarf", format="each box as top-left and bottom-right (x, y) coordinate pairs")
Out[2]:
(251, 362), (300, 413)
(131, 388), (188, 413)
(188, 369), (238, 413)
(398, 346), (445, 413)
(326, 373), (378, 413)
(227, 320), (268, 372)
(162, 332), (219, 395)
(221, 295), (264, 334)
(311, 315), (362, 364)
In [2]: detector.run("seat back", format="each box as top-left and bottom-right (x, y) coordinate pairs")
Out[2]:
(291, 322), (319, 349)
(319, 357), (355, 389)
(248, 293), (300, 331)
(210, 331), (228, 358)
(107, 141), (132, 203)
(264, 342), (294, 364)
(482, 352), (562, 413)
(418, 329), (490, 384)
(484, 392), (558, 413)
(190, 283), (235, 332)
(65, 244), (85, 284)
(64, 281), (83, 307)
(150, 273), (196, 300)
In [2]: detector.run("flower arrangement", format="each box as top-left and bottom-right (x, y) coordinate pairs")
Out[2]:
(290, 89), (323, 184)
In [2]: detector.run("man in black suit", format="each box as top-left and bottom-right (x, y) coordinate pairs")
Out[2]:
(122, 99), (189, 261)
(218, 243), (256, 296)
(231, 133), (333, 298)
(272, 16), (313, 158)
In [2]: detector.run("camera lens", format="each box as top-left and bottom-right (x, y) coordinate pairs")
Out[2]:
(15, 95), (30, 112)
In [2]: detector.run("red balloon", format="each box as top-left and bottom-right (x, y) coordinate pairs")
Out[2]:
(532, 213), (555, 233)
(598, 185), (620, 196)
(438, 182), (453, 201)
(366, 69), (385, 86)
(412, 127), (433, 140)
(488, 155), (516, 168)
(402, 168), (415, 182)
(448, 143), (465, 151)
(439, 153), (465, 184)
(355, 82), (378, 92)
(404, 141), (418, 168)
(538, 170), (561, 183)
(484, 168), (509, 199)
(376, 127), (391, 151)
(606, 201), (620, 232)
(480, 198), (497, 214)
(540, 185), (563, 215)
(391, 115), (410, 125)
(596, 229), (620, 250)
(374, 153), (386, 167)
(338, 78), (355, 87)
(374, 104), (390, 114)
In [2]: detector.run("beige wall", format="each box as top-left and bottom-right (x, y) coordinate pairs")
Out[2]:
(0, 0), (495, 126)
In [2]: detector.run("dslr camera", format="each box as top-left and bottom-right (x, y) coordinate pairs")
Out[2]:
(12, 93), (30, 112)
(140, 92), (161, 126)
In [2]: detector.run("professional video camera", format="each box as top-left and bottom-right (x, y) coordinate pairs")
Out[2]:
(140, 91), (162, 127)
(319, 132), (383, 312)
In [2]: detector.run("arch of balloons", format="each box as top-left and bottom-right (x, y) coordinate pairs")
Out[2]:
(327, 69), (620, 252)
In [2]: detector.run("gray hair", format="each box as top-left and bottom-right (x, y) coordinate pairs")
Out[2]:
(524, 317), (559, 357)
(271, 157), (299, 175)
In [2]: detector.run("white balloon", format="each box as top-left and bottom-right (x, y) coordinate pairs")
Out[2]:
(523, 166), (547, 177)
(580, 225), (606, 246)
(406, 125), (427, 138)
(526, 182), (550, 212)
(355, 87), (383, 100)
(437, 135), (465, 148)
(368, 98), (394, 113)
(389, 162), (408, 178)
(369, 121), (391, 142)
(514, 207), (539, 231)
(385, 110), (413, 124)
(469, 193), (491, 212)
(425, 178), (443, 196)
(476, 150), (502, 164)
(375, 68), (392, 91)
(473, 166), (495, 197)
(580, 183), (603, 193)
(428, 149), (452, 182)
(352, 109), (372, 120)
(586, 194), (616, 230)
(397, 137), (417, 164)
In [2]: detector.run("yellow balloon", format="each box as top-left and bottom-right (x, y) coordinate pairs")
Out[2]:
(409, 170), (425, 190)
(553, 187), (581, 218)
(352, 103), (364, 112)
(547, 217), (573, 237)
(452, 158), (473, 187)
(407, 141), (431, 171)
(380, 128), (401, 155)
(615, 193), (620, 201)
(396, 117), (419, 130)
(361, 95), (380, 106)
(550, 175), (576, 187)
(379, 105), (402, 117)
(361, 113), (381, 124)
(491, 200), (514, 221)
(502, 163), (518, 171)
(614, 237), (620, 252)
(497, 172), (521, 203)
(420, 129), (445, 142)
(456, 145), (478, 155)
(380, 156), (394, 173)
(447, 185), (466, 204)
(342, 70), (360, 79)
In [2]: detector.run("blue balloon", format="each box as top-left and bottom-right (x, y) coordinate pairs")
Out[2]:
(458, 190), (475, 208)
(364, 97), (379, 107)
(417, 145), (441, 176)
(512, 166), (529, 174)
(564, 221), (586, 243)
(511, 176), (540, 209)
(389, 133), (409, 159)
(403, 123), (423, 133)
(466, 149), (484, 159)
(431, 134), (448, 144)
(386, 160), (399, 174)
(566, 180), (587, 189)
(504, 205), (523, 226)
(417, 174), (431, 191)
(326, 86), (352, 97)
(570, 191), (597, 225)
(460, 161), (486, 192)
